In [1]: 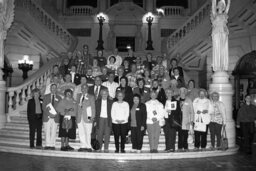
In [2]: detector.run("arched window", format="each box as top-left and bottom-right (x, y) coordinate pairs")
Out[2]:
(156, 0), (188, 8)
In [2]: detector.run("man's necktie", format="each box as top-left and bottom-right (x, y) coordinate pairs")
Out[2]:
(51, 95), (55, 106)
(95, 86), (99, 99)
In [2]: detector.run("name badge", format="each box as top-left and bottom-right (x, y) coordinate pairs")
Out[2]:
(136, 108), (140, 111)
(55, 98), (59, 101)
(144, 90), (147, 93)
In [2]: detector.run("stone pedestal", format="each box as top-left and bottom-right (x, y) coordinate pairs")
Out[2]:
(0, 81), (7, 129)
(209, 71), (236, 148)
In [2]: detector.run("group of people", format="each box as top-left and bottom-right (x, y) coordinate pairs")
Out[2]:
(28, 44), (253, 154)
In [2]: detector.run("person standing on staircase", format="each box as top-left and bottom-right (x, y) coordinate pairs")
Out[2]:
(27, 88), (43, 149)
(42, 84), (62, 150)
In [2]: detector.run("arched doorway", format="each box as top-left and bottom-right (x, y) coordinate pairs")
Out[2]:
(232, 50), (256, 112)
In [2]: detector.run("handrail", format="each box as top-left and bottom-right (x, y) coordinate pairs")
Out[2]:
(6, 57), (62, 117)
(167, 0), (211, 52)
(161, 6), (185, 16)
(15, 0), (77, 49)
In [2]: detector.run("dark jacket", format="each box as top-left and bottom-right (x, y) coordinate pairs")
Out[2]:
(69, 72), (81, 85)
(129, 103), (147, 129)
(133, 87), (150, 103)
(95, 98), (113, 129)
(27, 98), (43, 122)
(170, 75), (185, 88)
(88, 85), (107, 100)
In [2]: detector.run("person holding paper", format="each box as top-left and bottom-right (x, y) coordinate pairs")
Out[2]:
(145, 90), (165, 153)
(42, 84), (62, 150)
(111, 91), (130, 153)
(193, 89), (211, 151)
(56, 89), (77, 151)
(76, 84), (96, 152)
(164, 88), (182, 152)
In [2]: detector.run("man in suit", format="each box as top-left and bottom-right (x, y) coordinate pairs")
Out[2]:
(70, 65), (81, 85)
(95, 89), (113, 152)
(76, 83), (95, 152)
(114, 66), (125, 85)
(42, 84), (62, 150)
(170, 67), (185, 88)
(88, 76), (107, 101)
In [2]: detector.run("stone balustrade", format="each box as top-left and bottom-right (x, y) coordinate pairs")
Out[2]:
(161, 6), (185, 16)
(15, 0), (76, 47)
(167, 1), (211, 51)
(65, 5), (94, 16)
(6, 58), (61, 118)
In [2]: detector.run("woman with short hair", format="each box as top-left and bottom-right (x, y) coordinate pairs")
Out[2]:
(111, 91), (130, 153)
(56, 89), (77, 151)
(130, 94), (147, 153)
(209, 92), (226, 150)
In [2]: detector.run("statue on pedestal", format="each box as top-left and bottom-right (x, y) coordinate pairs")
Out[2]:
(0, 0), (15, 80)
(211, 0), (231, 72)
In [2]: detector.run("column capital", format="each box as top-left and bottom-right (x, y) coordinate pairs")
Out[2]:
(0, 0), (15, 39)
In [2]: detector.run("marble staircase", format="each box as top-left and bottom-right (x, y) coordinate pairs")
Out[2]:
(0, 111), (238, 160)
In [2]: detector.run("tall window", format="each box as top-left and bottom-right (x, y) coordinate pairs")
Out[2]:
(67, 0), (97, 8)
(156, 0), (188, 8)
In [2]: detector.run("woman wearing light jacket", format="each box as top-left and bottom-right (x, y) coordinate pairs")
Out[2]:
(146, 90), (165, 153)
(193, 89), (210, 151)
(209, 92), (226, 150)
(178, 87), (194, 151)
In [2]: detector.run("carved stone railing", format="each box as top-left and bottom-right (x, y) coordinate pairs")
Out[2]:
(15, 0), (77, 49)
(6, 58), (61, 118)
(167, 1), (211, 51)
(64, 5), (94, 16)
(161, 6), (185, 16)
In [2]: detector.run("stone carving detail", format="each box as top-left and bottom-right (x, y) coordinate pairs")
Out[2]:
(211, 0), (231, 72)
(0, 0), (15, 80)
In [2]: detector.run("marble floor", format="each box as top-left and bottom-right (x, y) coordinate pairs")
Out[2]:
(0, 152), (255, 171)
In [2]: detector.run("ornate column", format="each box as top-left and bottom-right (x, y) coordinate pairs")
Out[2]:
(209, 0), (235, 148)
(0, 0), (15, 129)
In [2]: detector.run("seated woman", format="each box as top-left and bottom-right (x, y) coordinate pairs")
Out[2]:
(56, 89), (77, 151)
(111, 91), (130, 153)
(106, 55), (119, 73)
(130, 94), (147, 153)
(146, 90), (165, 153)
(27, 88), (43, 149)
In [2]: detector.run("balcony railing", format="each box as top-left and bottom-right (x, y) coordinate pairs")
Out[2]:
(64, 6), (94, 16)
(161, 6), (185, 16)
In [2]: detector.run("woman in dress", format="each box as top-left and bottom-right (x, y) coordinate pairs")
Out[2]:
(130, 94), (147, 153)
(145, 90), (165, 153)
(56, 89), (77, 151)
(209, 92), (226, 150)
(111, 91), (130, 153)
(27, 88), (43, 149)
(211, 0), (231, 71)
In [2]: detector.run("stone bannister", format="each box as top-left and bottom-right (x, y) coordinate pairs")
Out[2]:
(161, 6), (185, 16)
(6, 58), (61, 120)
(15, 0), (77, 53)
(166, 1), (211, 56)
(64, 5), (94, 16)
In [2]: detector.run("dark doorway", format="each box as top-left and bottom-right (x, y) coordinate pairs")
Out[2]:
(116, 37), (135, 52)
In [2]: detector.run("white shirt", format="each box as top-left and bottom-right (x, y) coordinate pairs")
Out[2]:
(100, 99), (108, 118)
(111, 101), (129, 124)
(94, 86), (100, 97)
(102, 81), (119, 98)
(70, 71), (75, 83)
(145, 99), (165, 124)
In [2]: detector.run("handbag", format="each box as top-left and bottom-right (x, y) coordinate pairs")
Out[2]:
(62, 117), (73, 132)
(91, 138), (100, 150)
(220, 125), (228, 151)
(194, 114), (207, 132)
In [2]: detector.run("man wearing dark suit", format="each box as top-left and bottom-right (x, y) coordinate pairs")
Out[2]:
(70, 65), (81, 85)
(95, 89), (113, 152)
(170, 67), (185, 88)
(88, 76), (107, 101)
(42, 84), (62, 150)
(76, 84), (96, 152)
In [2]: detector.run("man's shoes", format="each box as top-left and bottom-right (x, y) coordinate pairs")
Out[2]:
(30, 146), (35, 149)
(78, 148), (86, 152)
(66, 145), (74, 151)
(86, 148), (92, 152)
(167, 149), (175, 153)
(44, 146), (51, 150)
(35, 146), (42, 149)
(50, 147), (55, 150)
(61, 146), (68, 151)
(115, 150), (119, 153)
(121, 150), (126, 153)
